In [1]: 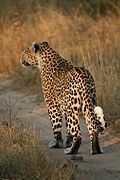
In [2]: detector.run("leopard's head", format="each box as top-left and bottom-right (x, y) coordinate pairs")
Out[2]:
(20, 41), (49, 68)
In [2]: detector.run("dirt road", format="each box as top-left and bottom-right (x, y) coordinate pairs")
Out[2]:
(0, 79), (120, 180)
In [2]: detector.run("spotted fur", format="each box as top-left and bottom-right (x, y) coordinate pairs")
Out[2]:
(20, 41), (107, 154)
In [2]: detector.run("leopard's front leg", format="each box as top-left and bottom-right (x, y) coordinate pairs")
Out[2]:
(48, 105), (63, 148)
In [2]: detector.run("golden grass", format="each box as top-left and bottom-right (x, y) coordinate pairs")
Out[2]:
(0, 5), (120, 119)
(0, 113), (77, 179)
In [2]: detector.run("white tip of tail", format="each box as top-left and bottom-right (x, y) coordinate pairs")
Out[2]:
(94, 106), (103, 117)
(94, 106), (107, 134)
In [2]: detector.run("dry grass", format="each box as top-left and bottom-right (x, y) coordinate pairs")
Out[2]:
(0, 3), (120, 178)
(0, 113), (77, 180)
(0, 96), (77, 179)
(0, 3), (120, 119)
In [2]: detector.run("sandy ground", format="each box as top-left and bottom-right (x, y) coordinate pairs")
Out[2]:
(0, 78), (120, 180)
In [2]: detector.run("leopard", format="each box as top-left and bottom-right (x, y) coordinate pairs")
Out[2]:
(20, 41), (107, 154)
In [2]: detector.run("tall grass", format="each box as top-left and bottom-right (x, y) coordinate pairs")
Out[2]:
(0, 3), (120, 119)
(0, 113), (77, 179)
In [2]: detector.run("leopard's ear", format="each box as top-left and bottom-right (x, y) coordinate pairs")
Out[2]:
(32, 42), (39, 52)
(40, 40), (49, 47)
